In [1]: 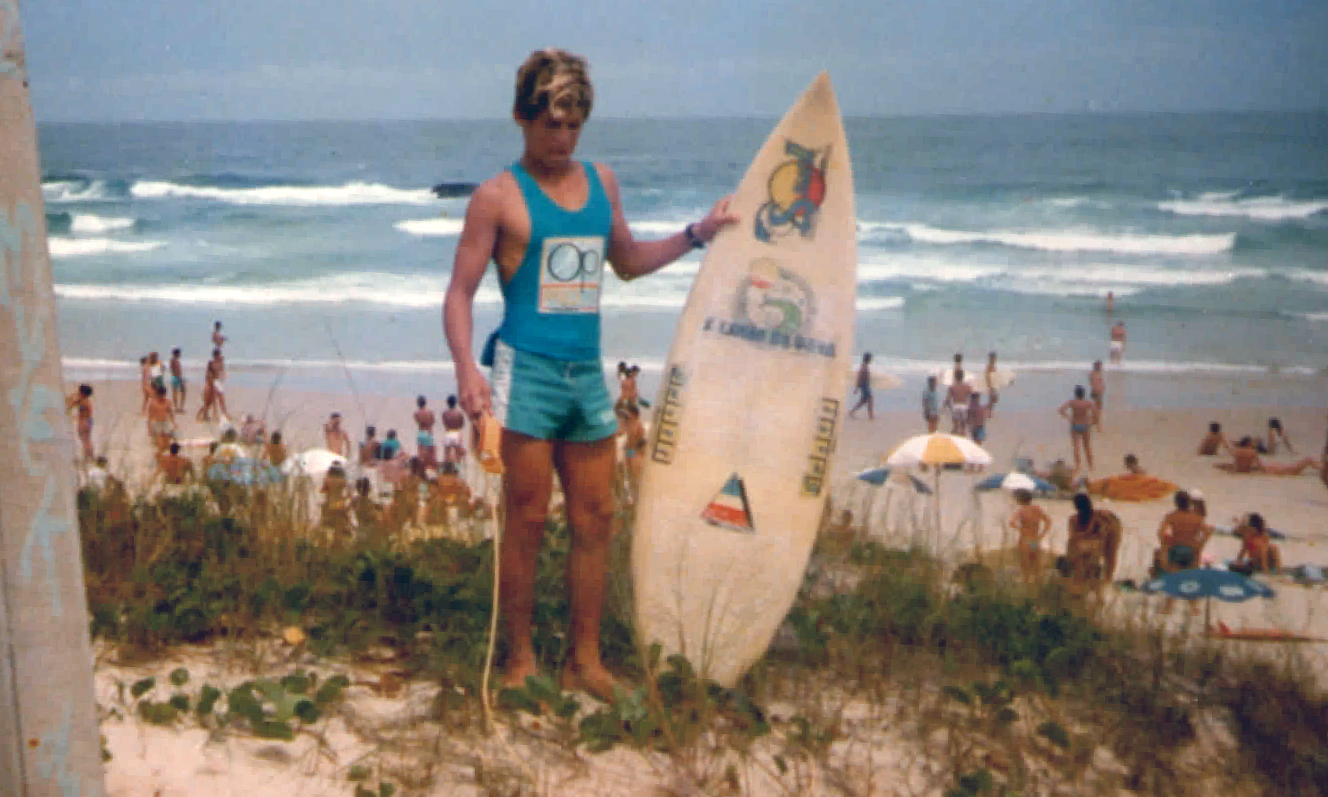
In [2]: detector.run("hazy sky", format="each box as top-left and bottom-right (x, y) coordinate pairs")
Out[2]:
(19, 0), (1328, 122)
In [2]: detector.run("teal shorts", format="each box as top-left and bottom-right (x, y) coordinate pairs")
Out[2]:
(490, 339), (618, 443)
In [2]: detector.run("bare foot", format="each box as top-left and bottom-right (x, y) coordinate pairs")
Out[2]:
(500, 661), (539, 691)
(560, 662), (622, 703)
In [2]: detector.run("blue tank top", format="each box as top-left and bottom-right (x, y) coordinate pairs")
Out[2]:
(494, 161), (612, 362)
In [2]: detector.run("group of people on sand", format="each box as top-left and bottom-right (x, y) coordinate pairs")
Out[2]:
(906, 352), (1003, 443)
(319, 451), (480, 540)
(1006, 489), (1122, 594)
(1199, 418), (1323, 477)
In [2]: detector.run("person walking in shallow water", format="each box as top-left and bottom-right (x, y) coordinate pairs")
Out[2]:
(443, 49), (735, 701)
(848, 352), (874, 419)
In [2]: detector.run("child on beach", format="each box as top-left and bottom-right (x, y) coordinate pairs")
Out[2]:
(1007, 488), (1051, 584)
(441, 395), (466, 464)
(921, 375), (940, 433)
(967, 392), (987, 443)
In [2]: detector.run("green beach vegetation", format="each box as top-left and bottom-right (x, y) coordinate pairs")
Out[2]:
(79, 478), (1327, 796)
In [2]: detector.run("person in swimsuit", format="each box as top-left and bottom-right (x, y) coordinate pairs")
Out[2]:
(618, 403), (647, 500)
(146, 384), (177, 453)
(210, 348), (230, 422)
(848, 352), (874, 420)
(442, 48), (736, 701)
(967, 392), (987, 444)
(1063, 493), (1120, 598)
(263, 431), (288, 468)
(1109, 321), (1126, 364)
(65, 383), (95, 462)
(324, 412), (350, 457)
(379, 428), (402, 461)
(1088, 360), (1105, 431)
(212, 320), (227, 349)
(1217, 436), (1322, 475)
(921, 375), (940, 433)
(1057, 385), (1097, 473)
(196, 350), (217, 422)
(414, 395), (438, 469)
(1266, 418), (1294, 456)
(1197, 422), (1231, 456)
(169, 348), (186, 414)
(1155, 490), (1213, 614)
(984, 351), (1000, 418)
(943, 369), (973, 435)
(1008, 488), (1051, 584)
(441, 395), (467, 464)
(359, 426), (381, 466)
(1230, 513), (1281, 575)
(138, 355), (151, 415)
(615, 362), (645, 416)
(153, 442), (195, 486)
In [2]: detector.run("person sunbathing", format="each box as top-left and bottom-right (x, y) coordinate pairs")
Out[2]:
(1197, 422), (1231, 456)
(1229, 513), (1281, 575)
(1217, 436), (1322, 475)
(1266, 418), (1295, 456)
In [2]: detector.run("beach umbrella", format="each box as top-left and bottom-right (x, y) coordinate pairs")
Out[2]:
(884, 433), (993, 469)
(884, 433), (992, 547)
(281, 448), (347, 479)
(1141, 568), (1275, 629)
(975, 472), (1055, 493)
(206, 457), (284, 487)
(854, 466), (932, 493)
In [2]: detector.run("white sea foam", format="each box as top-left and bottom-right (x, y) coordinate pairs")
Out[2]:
(130, 180), (437, 207)
(1158, 195), (1328, 221)
(1288, 270), (1328, 287)
(42, 180), (110, 202)
(394, 217), (465, 237)
(857, 296), (905, 311)
(858, 258), (1004, 283)
(1297, 312), (1328, 323)
(899, 223), (1236, 256)
(1019, 264), (1264, 287)
(48, 237), (165, 257)
(70, 214), (134, 233)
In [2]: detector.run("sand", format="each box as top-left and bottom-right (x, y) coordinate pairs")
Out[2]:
(74, 368), (1328, 795)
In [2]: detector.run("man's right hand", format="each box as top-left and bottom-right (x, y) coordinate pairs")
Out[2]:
(457, 361), (491, 421)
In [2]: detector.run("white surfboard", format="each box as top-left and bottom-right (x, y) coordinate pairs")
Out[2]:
(631, 74), (856, 687)
(938, 367), (1015, 391)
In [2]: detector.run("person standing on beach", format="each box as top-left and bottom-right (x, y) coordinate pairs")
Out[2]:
(1008, 489), (1051, 584)
(65, 383), (95, 463)
(138, 355), (152, 415)
(848, 352), (874, 420)
(443, 49), (735, 700)
(212, 320), (226, 349)
(1109, 321), (1126, 364)
(196, 350), (218, 422)
(146, 384), (177, 453)
(441, 395), (466, 464)
(169, 348), (186, 414)
(922, 375), (940, 433)
(1057, 385), (1097, 473)
(324, 412), (350, 457)
(984, 351), (1000, 417)
(943, 369), (973, 435)
(414, 395), (438, 469)
(210, 348), (231, 422)
(1105, 291), (1114, 316)
(1089, 360), (1106, 431)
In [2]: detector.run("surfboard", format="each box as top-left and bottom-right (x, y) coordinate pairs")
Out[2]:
(938, 367), (1015, 390)
(631, 74), (856, 687)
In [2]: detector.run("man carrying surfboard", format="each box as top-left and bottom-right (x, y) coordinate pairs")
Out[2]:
(443, 49), (736, 701)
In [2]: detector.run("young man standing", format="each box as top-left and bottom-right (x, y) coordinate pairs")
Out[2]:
(414, 395), (438, 469)
(443, 49), (734, 700)
(1058, 385), (1098, 473)
(169, 348), (187, 414)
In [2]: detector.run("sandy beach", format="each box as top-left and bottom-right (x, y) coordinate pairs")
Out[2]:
(77, 367), (1328, 795)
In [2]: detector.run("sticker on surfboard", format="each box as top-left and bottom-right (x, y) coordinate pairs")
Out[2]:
(702, 473), (755, 533)
(701, 258), (836, 357)
(802, 398), (840, 497)
(650, 365), (686, 465)
(755, 140), (830, 243)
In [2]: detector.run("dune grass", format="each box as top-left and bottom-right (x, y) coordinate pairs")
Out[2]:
(79, 477), (1327, 796)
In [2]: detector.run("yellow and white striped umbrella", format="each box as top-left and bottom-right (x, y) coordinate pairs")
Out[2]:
(884, 433), (993, 468)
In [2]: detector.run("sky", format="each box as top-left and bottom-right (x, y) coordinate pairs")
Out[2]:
(16, 0), (1328, 122)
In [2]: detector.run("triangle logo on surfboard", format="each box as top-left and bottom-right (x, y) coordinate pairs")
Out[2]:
(701, 473), (755, 533)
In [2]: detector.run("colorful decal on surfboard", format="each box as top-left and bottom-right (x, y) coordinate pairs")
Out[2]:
(651, 365), (685, 464)
(702, 473), (755, 533)
(754, 140), (829, 243)
(701, 258), (836, 357)
(802, 398), (840, 497)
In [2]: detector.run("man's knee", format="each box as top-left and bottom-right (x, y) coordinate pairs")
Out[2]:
(567, 492), (614, 540)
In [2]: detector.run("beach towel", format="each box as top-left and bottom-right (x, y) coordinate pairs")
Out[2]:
(1087, 473), (1177, 502)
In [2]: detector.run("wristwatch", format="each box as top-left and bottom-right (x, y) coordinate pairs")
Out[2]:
(684, 223), (705, 249)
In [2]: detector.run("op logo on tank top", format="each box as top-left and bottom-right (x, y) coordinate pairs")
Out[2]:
(539, 236), (605, 314)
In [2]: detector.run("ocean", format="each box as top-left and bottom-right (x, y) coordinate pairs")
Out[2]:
(36, 111), (1328, 411)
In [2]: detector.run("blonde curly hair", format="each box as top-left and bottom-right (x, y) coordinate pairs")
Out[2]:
(514, 49), (593, 122)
